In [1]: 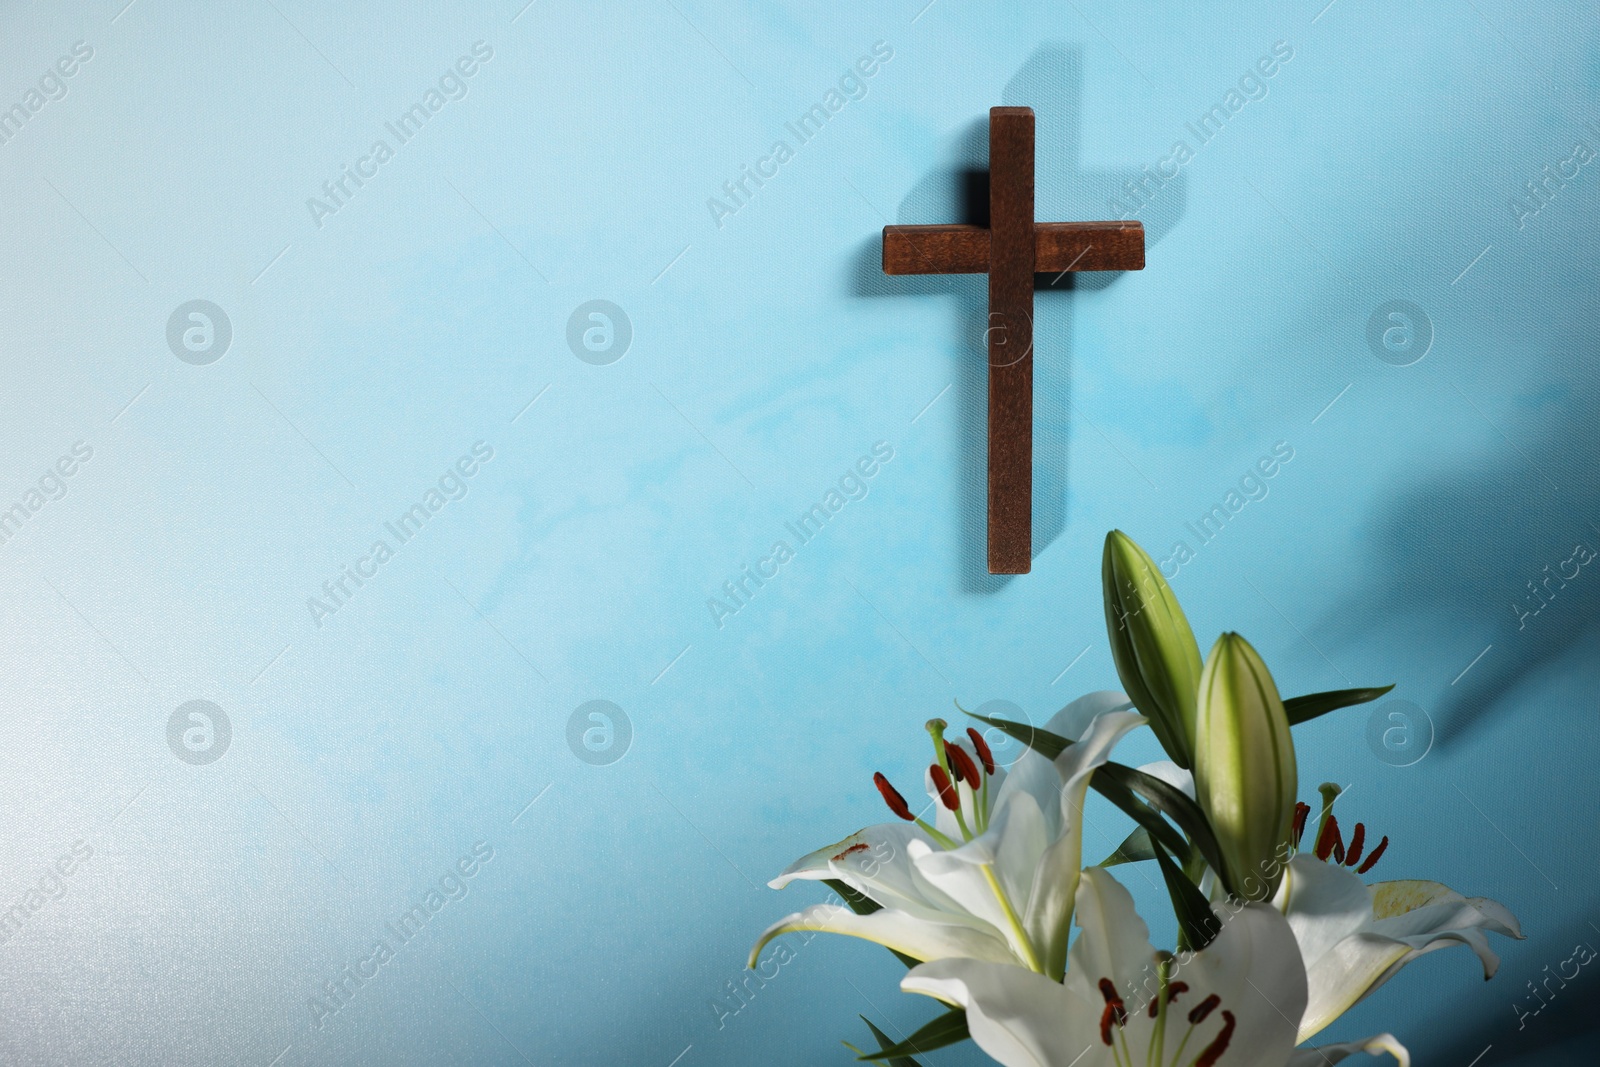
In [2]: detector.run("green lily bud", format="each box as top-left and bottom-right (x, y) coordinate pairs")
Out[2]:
(1193, 632), (1298, 901)
(1102, 530), (1203, 769)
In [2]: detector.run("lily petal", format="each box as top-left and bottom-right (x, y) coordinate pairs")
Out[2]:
(1277, 855), (1523, 1042)
(1042, 690), (1135, 748)
(1066, 869), (1307, 1067)
(904, 868), (1309, 1067)
(903, 957), (1091, 1067)
(1288, 1032), (1410, 1067)
(749, 902), (1016, 970)
(1027, 709), (1147, 979)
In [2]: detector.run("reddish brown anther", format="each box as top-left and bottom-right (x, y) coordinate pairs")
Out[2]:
(1187, 993), (1221, 1026)
(1356, 834), (1388, 874)
(1314, 813), (1343, 862)
(1097, 978), (1127, 1044)
(967, 727), (996, 775)
(873, 772), (914, 822)
(1344, 822), (1366, 867)
(947, 742), (981, 789)
(1292, 802), (1311, 847)
(1195, 1009), (1237, 1067)
(1146, 976), (1185, 1018)
(931, 764), (960, 811)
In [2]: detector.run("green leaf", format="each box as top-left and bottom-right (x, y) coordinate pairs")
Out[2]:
(1088, 770), (1192, 863)
(851, 1017), (925, 1067)
(966, 712), (1073, 761)
(1100, 826), (1156, 867)
(1150, 834), (1221, 953)
(1093, 761), (1232, 897)
(968, 711), (1235, 892)
(1285, 685), (1395, 726)
(854, 1008), (969, 1062)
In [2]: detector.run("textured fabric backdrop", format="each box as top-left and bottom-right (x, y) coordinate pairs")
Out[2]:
(0, 1), (1594, 1064)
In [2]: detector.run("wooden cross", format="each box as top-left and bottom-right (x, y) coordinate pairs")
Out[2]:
(882, 106), (1145, 574)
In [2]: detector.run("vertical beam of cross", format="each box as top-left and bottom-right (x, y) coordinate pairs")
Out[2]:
(985, 108), (1037, 575)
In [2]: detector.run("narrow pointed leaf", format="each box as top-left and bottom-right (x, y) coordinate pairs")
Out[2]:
(968, 711), (1233, 890)
(1087, 771), (1193, 866)
(1100, 826), (1156, 867)
(966, 712), (1072, 761)
(1150, 835), (1221, 952)
(854, 1016), (926, 1067)
(855, 1008), (969, 1062)
(1285, 685), (1395, 726)
(1094, 761), (1232, 896)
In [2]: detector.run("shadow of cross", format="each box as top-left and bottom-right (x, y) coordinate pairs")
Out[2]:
(877, 44), (1185, 585)
(884, 107), (1143, 574)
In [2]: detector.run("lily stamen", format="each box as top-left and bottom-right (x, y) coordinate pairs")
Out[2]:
(1187, 994), (1220, 1026)
(967, 727), (995, 775)
(1098, 977), (1128, 1046)
(873, 770), (959, 849)
(873, 772), (913, 821)
(946, 742), (981, 792)
(1344, 822), (1366, 868)
(945, 741), (987, 833)
(1298, 790), (1393, 874)
(1291, 802), (1311, 849)
(1313, 814), (1343, 863)
(1144, 984), (1215, 1067)
(1193, 1010), (1236, 1067)
(930, 763), (959, 812)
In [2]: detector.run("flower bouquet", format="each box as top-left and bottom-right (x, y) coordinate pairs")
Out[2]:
(753, 531), (1521, 1066)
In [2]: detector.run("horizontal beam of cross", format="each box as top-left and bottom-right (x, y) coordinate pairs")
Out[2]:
(881, 221), (1144, 276)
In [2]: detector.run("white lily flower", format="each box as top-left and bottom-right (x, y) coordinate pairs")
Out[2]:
(1275, 852), (1522, 1043)
(904, 867), (1414, 1067)
(1137, 770), (1521, 1047)
(751, 692), (1144, 978)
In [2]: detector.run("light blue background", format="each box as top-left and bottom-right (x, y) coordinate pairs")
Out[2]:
(0, 0), (1595, 1064)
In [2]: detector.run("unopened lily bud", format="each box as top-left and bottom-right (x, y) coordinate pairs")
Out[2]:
(1102, 530), (1203, 769)
(1193, 632), (1297, 900)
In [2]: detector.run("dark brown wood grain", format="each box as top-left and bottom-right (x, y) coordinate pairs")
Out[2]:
(878, 105), (1146, 574)
(986, 107), (1035, 575)
(882, 221), (1144, 275)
